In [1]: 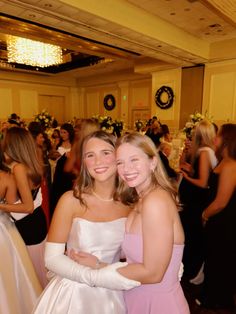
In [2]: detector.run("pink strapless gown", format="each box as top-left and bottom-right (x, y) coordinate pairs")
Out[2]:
(122, 234), (190, 314)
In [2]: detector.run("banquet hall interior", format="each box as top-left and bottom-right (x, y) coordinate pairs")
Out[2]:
(0, 1), (236, 313)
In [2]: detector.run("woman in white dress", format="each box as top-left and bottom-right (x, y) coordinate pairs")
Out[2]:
(34, 130), (139, 314)
(0, 144), (42, 314)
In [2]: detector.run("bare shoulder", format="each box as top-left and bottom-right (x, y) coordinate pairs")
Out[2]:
(224, 159), (236, 169)
(11, 163), (27, 176)
(144, 188), (173, 205)
(5, 172), (15, 184)
(11, 162), (24, 171)
(56, 190), (83, 216)
(58, 190), (80, 205)
(0, 171), (14, 183)
(222, 160), (236, 177)
(142, 188), (176, 216)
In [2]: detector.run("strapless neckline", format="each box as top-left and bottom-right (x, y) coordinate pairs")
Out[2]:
(124, 233), (184, 247)
(72, 217), (127, 224)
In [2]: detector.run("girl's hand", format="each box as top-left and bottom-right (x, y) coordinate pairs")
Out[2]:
(181, 170), (189, 179)
(68, 250), (101, 269)
(180, 162), (191, 173)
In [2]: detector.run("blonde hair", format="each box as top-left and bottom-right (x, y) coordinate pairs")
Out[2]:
(73, 130), (118, 206)
(3, 127), (43, 186)
(115, 132), (178, 206)
(191, 119), (216, 164)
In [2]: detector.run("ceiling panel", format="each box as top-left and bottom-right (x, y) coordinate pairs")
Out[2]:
(0, 0), (236, 78)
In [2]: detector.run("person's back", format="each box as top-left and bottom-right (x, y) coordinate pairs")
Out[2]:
(0, 127), (48, 287)
(0, 151), (42, 314)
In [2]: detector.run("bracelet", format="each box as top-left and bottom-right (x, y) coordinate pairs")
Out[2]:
(202, 211), (209, 221)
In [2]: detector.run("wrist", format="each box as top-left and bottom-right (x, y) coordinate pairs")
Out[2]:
(95, 259), (107, 269)
(95, 258), (102, 269)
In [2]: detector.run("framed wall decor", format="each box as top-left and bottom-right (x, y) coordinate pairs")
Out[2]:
(103, 94), (116, 111)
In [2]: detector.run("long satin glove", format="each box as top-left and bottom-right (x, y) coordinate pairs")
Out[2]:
(45, 242), (140, 290)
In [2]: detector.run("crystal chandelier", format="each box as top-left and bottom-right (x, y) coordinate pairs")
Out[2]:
(7, 35), (63, 68)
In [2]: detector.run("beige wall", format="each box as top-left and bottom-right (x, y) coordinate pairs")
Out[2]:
(1, 60), (236, 129)
(202, 60), (236, 126)
(79, 78), (152, 130)
(0, 71), (78, 124)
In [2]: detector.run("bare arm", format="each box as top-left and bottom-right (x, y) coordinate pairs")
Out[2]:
(182, 151), (211, 188)
(202, 163), (236, 220)
(0, 164), (34, 213)
(48, 191), (78, 243)
(118, 190), (175, 284)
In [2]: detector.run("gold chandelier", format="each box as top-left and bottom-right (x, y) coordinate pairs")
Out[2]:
(7, 35), (63, 68)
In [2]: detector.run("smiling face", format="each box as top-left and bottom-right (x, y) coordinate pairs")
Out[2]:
(83, 137), (117, 183)
(116, 142), (155, 194)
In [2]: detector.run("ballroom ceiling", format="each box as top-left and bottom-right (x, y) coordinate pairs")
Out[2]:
(0, 0), (236, 78)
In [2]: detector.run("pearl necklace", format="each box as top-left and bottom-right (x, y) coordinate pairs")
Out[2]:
(92, 190), (114, 202)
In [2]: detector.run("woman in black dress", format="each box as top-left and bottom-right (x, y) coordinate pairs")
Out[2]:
(178, 120), (217, 280)
(197, 123), (236, 310)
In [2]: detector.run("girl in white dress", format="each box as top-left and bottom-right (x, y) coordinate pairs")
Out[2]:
(34, 130), (139, 314)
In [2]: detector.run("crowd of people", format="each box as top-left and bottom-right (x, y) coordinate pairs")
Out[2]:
(0, 112), (235, 313)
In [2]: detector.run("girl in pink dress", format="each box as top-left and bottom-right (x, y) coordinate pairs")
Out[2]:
(115, 133), (189, 314)
(73, 132), (190, 313)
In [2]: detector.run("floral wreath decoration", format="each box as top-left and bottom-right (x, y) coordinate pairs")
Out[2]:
(155, 86), (174, 109)
(103, 94), (116, 111)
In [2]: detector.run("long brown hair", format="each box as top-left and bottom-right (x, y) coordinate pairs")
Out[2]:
(216, 123), (236, 161)
(73, 130), (118, 205)
(115, 132), (178, 206)
(3, 127), (43, 186)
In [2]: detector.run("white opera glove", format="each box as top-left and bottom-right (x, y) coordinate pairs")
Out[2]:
(93, 262), (141, 290)
(178, 262), (184, 281)
(45, 242), (140, 290)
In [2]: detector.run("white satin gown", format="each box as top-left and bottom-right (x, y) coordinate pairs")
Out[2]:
(34, 217), (127, 314)
(0, 210), (42, 314)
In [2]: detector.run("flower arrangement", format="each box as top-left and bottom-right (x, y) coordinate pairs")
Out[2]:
(92, 115), (123, 137)
(93, 115), (113, 131)
(183, 111), (213, 139)
(134, 119), (144, 132)
(34, 109), (54, 129)
(112, 119), (123, 137)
